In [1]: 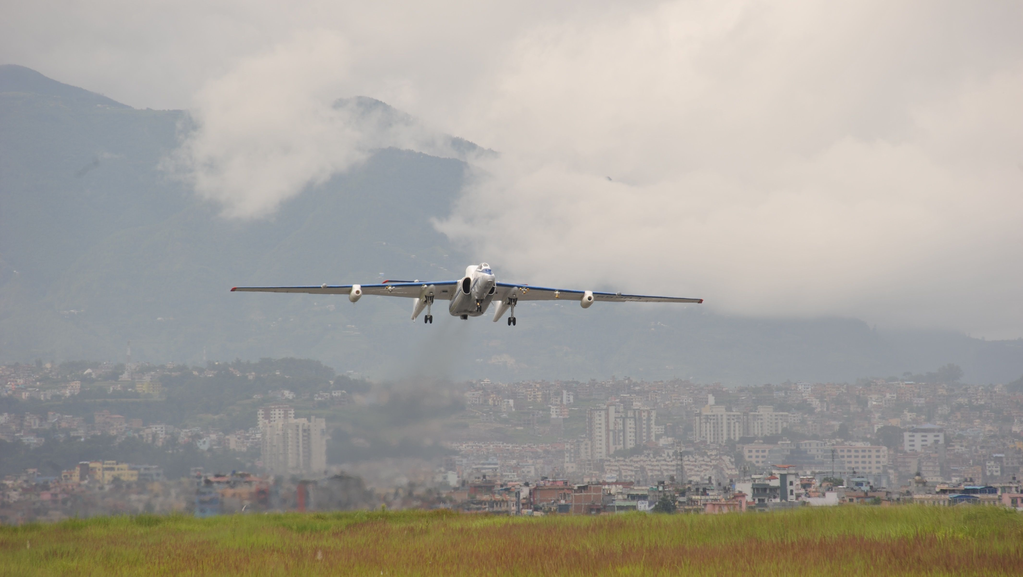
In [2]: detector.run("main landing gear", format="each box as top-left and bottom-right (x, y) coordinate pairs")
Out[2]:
(423, 296), (434, 324)
(506, 298), (517, 327)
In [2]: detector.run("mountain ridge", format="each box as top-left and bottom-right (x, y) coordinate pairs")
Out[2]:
(0, 64), (129, 108)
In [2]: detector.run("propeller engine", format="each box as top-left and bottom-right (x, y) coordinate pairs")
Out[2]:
(581, 290), (595, 308)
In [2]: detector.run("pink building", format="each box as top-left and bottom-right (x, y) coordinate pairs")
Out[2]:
(1001, 493), (1023, 510)
(705, 492), (749, 514)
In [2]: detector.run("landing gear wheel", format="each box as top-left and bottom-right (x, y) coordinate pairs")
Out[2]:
(508, 316), (517, 326)
(424, 315), (433, 324)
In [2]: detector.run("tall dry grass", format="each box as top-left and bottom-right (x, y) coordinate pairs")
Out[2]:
(2, 506), (1022, 576)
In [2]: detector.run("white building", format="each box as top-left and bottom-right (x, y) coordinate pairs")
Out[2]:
(550, 404), (569, 418)
(697, 404), (743, 445)
(743, 442), (777, 467)
(986, 460), (1002, 478)
(904, 425), (944, 452)
(833, 444), (888, 474)
(799, 439), (827, 459)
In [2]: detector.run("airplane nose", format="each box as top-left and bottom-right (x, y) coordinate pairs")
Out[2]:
(472, 275), (496, 299)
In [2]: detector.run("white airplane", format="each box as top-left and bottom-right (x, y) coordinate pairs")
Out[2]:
(231, 262), (703, 326)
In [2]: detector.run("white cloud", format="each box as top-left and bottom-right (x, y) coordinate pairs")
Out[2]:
(436, 1), (1023, 338)
(166, 29), (479, 219)
(4, 0), (1022, 336)
(165, 31), (367, 218)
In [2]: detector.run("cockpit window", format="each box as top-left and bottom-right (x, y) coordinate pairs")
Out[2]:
(480, 263), (492, 274)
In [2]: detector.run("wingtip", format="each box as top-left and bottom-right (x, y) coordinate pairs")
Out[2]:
(698, 299), (704, 304)
(230, 287), (237, 292)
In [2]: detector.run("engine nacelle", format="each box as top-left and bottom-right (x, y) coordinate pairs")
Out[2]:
(492, 299), (510, 322)
(581, 290), (595, 308)
(411, 297), (426, 320)
(349, 284), (363, 303)
(460, 276), (472, 294)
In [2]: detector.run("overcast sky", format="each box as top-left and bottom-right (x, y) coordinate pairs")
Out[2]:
(3, 1), (1022, 338)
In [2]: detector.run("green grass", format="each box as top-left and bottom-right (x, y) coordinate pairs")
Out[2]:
(3, 507), (1023, 575)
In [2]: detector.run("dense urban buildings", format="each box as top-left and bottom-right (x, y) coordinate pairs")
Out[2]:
(5, 360), (1023, 521)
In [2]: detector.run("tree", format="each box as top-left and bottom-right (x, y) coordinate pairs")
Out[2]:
(935, 363), (964, 384)
(832, 423), (850, 440)
(651, 494), (677, 514)
(874, 425), (903, 451)
(1008, 375), (1023, 394)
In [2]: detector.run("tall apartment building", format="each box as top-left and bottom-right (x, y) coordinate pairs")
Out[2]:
(698, 404), (790, 444)
(260, 409), (327, 475)
(257, 404), (295, 431)
(588, 405), (615, 461)
(747, 406), (791, 437)
(697, 404), (744, 444)
(619, 408), (656, 452)
(587, 405), (657, 460)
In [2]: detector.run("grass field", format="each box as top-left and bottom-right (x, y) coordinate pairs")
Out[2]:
(3, 506), (1023, 576)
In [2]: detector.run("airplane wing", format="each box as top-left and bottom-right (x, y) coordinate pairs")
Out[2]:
(494, 283), (703, 304)
(230, 281), (460, 299)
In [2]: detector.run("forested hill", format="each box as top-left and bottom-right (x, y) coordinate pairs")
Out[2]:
(2, 65), (1021, 385)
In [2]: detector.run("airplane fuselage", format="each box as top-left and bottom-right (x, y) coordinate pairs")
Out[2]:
(448, 263), (497, 317)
